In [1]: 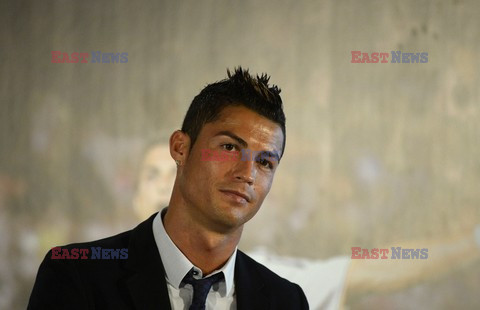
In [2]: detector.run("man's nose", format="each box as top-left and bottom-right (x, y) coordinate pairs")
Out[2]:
(233, 154), (256, 184)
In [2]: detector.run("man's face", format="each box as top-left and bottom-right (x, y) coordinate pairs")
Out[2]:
(178, 105), (284, 233)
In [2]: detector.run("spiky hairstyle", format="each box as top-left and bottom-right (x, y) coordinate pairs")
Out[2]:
(181, 67), (286, 157)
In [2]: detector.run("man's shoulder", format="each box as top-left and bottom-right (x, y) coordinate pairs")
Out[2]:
(39, 228), (134, 280)
(29, 215), (159, 308)
(235, 250), (309, 308)
(36, 214), (158, 277)
(236, 250), (304, 291)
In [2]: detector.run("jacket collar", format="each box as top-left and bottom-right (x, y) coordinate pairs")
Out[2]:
(124, 213), (172, 309)
(234, 251), (269, 310)
(123, 213), (269, 310)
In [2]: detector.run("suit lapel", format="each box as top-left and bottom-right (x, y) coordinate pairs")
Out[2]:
(124, 213), (172, 309)
(235, 251), (269, 310)
(121, 215), (270, 310)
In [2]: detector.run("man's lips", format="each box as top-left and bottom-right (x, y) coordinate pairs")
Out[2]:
(219, 189), (251, 203)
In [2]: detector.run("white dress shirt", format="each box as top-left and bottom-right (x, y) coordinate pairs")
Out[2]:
(152, 210), (237, 310)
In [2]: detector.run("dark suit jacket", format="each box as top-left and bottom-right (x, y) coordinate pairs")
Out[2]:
(28, 213), (309, 309)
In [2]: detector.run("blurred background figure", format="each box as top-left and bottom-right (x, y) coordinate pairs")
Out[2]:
(250, 225), (480, 309)
(133, 141), (176, 220)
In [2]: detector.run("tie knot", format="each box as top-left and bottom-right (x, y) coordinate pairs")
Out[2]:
(182, 269), (224, 310)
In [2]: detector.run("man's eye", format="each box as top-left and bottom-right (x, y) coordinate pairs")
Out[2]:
(221, 144), (237, 151)
(257, 158), (273, 169)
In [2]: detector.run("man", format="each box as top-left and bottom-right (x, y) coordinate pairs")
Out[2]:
(28, 67), (309, 309)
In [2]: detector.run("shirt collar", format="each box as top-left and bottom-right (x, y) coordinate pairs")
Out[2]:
(152, 209), (237, 296)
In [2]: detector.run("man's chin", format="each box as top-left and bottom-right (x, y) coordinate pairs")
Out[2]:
(209, 211), (248, 233)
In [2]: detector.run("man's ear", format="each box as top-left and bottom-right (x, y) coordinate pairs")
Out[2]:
(169, 130), (190, 166)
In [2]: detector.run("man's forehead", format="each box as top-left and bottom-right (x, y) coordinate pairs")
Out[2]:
(207, 106), (284, 154)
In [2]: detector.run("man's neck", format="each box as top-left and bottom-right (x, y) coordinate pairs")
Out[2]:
(163, 205), (241, 275)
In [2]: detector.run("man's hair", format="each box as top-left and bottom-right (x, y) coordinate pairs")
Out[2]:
(181, 67), (286, 158)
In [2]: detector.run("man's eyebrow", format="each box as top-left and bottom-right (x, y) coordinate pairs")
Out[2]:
(252, 150), (280, 162)
(214, 131), (248, 148)
(214, 130), (281, 162)
(264, 151), (281, 162)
